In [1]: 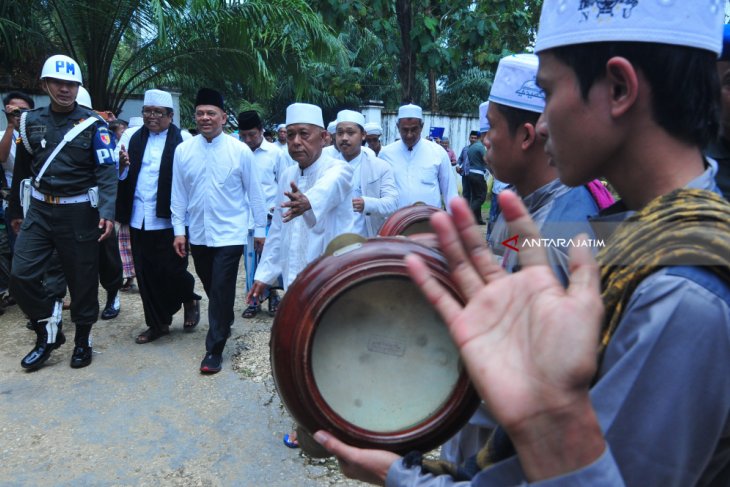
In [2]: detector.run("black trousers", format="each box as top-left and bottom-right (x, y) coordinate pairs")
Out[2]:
(130, 226), (200, 330)
(467, 172), (487, 224)
(190, 244), (242, 355)
(461, 174), (471, 202)
(10, 200), (100, 325)
(99, 227), (123, 295)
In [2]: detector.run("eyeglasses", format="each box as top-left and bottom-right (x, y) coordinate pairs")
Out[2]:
(142, 109), (168, 118)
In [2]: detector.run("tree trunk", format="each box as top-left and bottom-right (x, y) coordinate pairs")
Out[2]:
(395, 0), (416, 104)
(428, 69), (438, 112)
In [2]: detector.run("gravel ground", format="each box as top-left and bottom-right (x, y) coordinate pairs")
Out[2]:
(0, 262), (366, 486)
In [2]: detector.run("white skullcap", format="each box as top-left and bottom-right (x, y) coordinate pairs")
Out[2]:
(479, 101), (490, 133)
(327, 121), (337, 134)
(129, 117), (143, 128)
(286, 103), (324, 128)
(76, 86), (92, 109)
(363, 122), (382, 135)
(336, 110), (365, 129)
(143, 89), (173, 109)
(276, 123), (286, 131)
(488, 54), (545, 114)
(397, 103), (423, 120)
(535, 0), (724, 55)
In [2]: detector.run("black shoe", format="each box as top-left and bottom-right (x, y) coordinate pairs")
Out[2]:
(242, 304), (260, 319)
(70, 346), (93, 368)
(200, 352), (222, 374)
(101, 292), (120, 320)
(21, 322), (65, 370)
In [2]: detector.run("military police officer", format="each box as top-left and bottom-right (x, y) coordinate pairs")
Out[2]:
(8, 54), (117, 370)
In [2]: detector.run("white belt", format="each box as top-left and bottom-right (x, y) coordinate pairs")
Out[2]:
(31, 187), (90, 205)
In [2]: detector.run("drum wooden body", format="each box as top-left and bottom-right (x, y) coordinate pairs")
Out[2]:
(271, 237), (479, 454)
(378, 204), (441, 236)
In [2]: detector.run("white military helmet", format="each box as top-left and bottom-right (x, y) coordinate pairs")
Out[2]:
(76, 86), (92, 109)
(40, 54), (83, 84)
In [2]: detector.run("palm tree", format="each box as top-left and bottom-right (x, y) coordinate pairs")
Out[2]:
(0, 0), (343, 113)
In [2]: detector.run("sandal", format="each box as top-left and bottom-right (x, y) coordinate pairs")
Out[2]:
(183, 300), (200, 331)
(120, 278), (136, 292)
(267, 292), (280, 317)
(283, 433), (299, 449)
(242, 304), (260, 319)
(135, 326), (170, 344)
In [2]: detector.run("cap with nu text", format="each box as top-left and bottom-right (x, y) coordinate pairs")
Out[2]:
(535, 0), (723, 55)
(489, 54), (545, 114)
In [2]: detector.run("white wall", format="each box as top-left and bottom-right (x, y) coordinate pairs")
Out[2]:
(361, 104), (479, 156)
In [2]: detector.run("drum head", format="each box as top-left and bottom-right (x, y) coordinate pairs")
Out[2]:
(312, 276), (460, 433)
(271, 237), (479, 454)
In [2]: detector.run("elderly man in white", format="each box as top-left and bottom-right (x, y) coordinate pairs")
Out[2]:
(248, 103), (353, 300)
(379, 104), (457, 210)
(334, 110), (398, 237)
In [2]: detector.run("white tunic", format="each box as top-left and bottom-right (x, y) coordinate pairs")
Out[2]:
(255, 154), (354, 288)
(334, 150), (398, 237)
(379, 138), (457, 210)
(244, 138), (292, 229)
(0, 129), (18, 187)
(171, 133), (267, 246)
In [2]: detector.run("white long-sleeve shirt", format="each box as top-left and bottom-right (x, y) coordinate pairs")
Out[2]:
(379, 138), (457, 210)
(244, 138), (293, 229)
(171, 133), (267, 246)
(254, 154), (354, 288)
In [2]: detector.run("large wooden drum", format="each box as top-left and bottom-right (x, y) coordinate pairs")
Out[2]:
(377, 204), (441, 236)
(271, 237), (479, 455)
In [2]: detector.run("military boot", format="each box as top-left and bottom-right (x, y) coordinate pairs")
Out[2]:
(20, 320), (65, 370)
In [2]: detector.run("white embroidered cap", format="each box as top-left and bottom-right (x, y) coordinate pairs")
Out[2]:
(276, 123), (286, 131)
(286, 103), (324, 128)
(535, 0), (724, 55)
(479, 101), (490, 133)
(336, 110), (365, 129)
(397, 103), (423, 120)
(488, 54), (545, 114)
(327, 121), (337, 134)
(128, 117), (143, 128)
(363, 122), (383, 135)
(143, 89), (173, 109)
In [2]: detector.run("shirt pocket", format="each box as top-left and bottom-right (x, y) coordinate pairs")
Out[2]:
(419, 165), (438, 185)
(211, 161), (233, 186)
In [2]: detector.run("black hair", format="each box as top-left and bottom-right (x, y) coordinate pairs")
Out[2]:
(108, 120), (128, 131)
(549, 42), (719, 148)
(3, 91), (35, 109)
(494, 103), (541, 136)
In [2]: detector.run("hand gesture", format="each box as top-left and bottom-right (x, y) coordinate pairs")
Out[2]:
(282, 182), (311, 222)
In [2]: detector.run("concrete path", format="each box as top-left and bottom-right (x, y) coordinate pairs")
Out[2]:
(0, 272), (361, 487)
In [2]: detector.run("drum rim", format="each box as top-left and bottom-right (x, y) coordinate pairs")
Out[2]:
(271, 238), (480, 454)
(377, 204), (441, 237)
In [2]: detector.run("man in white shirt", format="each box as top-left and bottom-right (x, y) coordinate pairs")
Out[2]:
(237, 110), (290, 318)
(171, 88), (267, 374)
(363, 122), (383, 157)
(274, 123), (287, 151)
(117, 89), (201, 345)
(379, 104), (458, 210)
(247, 103), (354, 300)
(334, 110), (398, 237)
